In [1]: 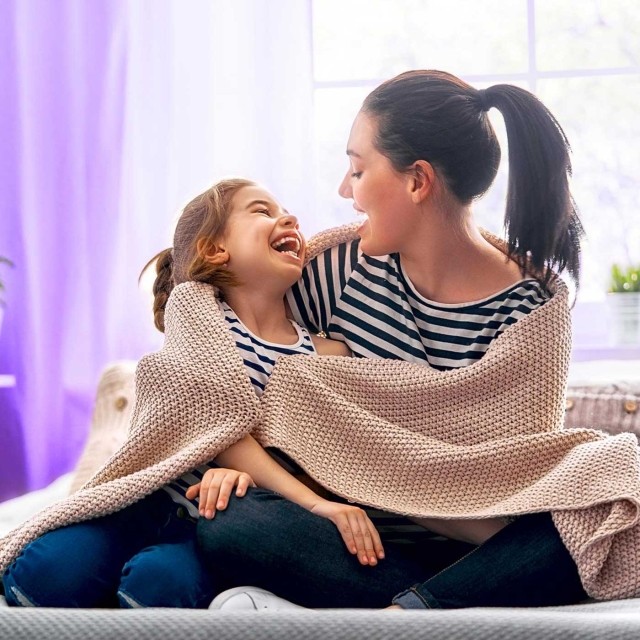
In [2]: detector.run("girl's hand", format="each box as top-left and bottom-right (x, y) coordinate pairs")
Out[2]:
(309, 500), (384, 566)
(185, 468), (256, 519)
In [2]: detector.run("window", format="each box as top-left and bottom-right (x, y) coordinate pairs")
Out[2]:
(311, 0), (640, 355)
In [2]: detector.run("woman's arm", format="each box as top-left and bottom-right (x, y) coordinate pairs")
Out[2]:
(190, 434), (384, 566)
(409, 516), (507, 545)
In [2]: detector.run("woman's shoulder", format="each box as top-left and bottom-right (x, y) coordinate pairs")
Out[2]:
(304, 222), (360, 264)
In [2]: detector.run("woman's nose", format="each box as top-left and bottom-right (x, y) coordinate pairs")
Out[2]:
(338, 171), (352, 199)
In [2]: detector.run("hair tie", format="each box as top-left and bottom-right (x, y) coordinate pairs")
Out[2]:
(477, 88), (491, 112)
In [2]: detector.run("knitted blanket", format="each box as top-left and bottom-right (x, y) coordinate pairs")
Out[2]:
(2, 225), (640, 602)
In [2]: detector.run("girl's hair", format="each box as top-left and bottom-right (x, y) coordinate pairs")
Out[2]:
(145, 178), (255, 332)
(362, 70), (583, 288)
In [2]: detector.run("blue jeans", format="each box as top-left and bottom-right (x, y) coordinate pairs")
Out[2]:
(196, 488), (587, 609)
(2, 490), (218, 608)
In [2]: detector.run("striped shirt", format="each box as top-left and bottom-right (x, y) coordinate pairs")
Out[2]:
(287, 237), (550, 542)
(162, 299), (316, 517)
(287, 238), (549, 372)
(218, 299), (316, 395)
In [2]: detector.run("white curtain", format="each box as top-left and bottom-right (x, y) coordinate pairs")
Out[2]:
(114, 0), (316, 356)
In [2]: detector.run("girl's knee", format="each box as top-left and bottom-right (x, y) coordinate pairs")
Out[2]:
(3, 564), (38, 607)
(2, 545), (70, 607)
(2, 528), (118, 608)
(119, 545), (214, 608)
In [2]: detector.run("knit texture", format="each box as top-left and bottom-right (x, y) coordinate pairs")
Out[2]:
(2, 224), (640, 601)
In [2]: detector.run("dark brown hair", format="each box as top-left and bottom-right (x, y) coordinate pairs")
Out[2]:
(144, 178), (255, 332)
(362, 70), (583, 288)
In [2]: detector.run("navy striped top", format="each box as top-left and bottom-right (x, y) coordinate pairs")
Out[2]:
(287, 238), (549, 372)
(162, 299), (316, 517)
(218, 299), (316, 395)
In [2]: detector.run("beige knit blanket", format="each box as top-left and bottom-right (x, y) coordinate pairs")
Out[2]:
(2, 225), (640, 601)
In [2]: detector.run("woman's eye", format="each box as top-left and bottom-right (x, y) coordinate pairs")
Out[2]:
(351, 172), (362, 179)
(257, 209), (270, 216)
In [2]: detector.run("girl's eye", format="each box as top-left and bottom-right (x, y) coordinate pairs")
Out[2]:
(257, 209), (270, 216)
(351, 172), (362, 179)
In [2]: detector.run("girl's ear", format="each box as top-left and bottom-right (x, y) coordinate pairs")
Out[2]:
(196, 238), (229, 265)
(408, 160), (436, 204)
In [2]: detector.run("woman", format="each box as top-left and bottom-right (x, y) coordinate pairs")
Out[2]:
(196, 70), (590, 610)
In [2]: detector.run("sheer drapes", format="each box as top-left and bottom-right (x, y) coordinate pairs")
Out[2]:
(0, 0), (315, 501)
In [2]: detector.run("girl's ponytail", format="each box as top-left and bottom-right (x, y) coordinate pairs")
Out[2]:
(150, 248), (174, 332)
(483, 85), (584, 287)
(141, 177), (254, 333)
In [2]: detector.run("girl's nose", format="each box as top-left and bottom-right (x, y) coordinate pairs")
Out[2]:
(281, 213), (299, 228)
(338, 171), (353, 199)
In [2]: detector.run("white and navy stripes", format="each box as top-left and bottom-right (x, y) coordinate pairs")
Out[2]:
(162, 300), (316, 516)
(288, 238), (549, 371)
(218, 299), (316, 396)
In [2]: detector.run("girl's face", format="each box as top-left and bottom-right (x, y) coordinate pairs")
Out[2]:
(222, 185), (305, 291)
(338, 111), (416, 256)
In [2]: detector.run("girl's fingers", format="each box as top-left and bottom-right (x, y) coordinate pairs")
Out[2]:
(185, 482), (201, 500)
(201, 477), (222, 519)
(216, 475), (238, 511)
(235, 474), (251, 496)
(193, 469), (256, 519)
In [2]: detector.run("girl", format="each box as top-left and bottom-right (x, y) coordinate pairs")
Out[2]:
(2, 178), (383, 609)
(197, 70), (589, 610)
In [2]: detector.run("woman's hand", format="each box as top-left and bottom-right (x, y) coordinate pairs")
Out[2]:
(185, 468), (256, 520)
(310, 500), (384, 566)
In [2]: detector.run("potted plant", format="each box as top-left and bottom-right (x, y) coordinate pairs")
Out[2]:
(0, 256), (14, 337)
(608, 263), (640, 346)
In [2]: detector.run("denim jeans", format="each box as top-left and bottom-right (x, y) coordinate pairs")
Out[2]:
(196, 488), (587, 609)
(2, 490), (218, 608)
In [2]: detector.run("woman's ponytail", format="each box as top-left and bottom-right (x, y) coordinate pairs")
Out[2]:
(364, 70), (584, 289)
(484, 85), (584, 287)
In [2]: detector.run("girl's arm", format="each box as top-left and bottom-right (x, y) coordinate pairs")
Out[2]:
(311, 334), (351, 356)
(189, 434), (384, 566)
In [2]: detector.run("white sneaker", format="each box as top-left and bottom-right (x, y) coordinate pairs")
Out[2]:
(209, 586), (306, 611)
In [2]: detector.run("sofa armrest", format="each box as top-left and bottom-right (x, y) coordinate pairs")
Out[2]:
(69, 361), (137, 493)
(565, 360), (640, 440)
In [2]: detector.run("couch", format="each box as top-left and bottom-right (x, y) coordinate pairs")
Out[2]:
(1, 359), (640, 638)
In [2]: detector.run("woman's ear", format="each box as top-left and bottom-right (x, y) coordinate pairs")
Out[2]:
(408, 160), (436, 204)
(196, 238), (229, 265)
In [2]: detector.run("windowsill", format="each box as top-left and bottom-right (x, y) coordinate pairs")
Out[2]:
(571, 346), (640, 362)
(571, 299), (639, 362)
(568, 356), (640, 389)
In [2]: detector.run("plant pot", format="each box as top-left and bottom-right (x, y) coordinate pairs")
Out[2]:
(607, 292), (640, 346)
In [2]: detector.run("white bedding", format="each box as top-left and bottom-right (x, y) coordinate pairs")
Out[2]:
(0, 473), (73, 538)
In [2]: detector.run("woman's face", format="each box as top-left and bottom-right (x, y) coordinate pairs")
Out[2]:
(338, 111), (415, 256)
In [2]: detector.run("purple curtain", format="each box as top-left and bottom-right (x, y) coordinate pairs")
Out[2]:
(0, 0), (316, 503)
(0, 0), (144, 502)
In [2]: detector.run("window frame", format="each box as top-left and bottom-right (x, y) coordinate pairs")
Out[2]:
(309, 0), (640, 359)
